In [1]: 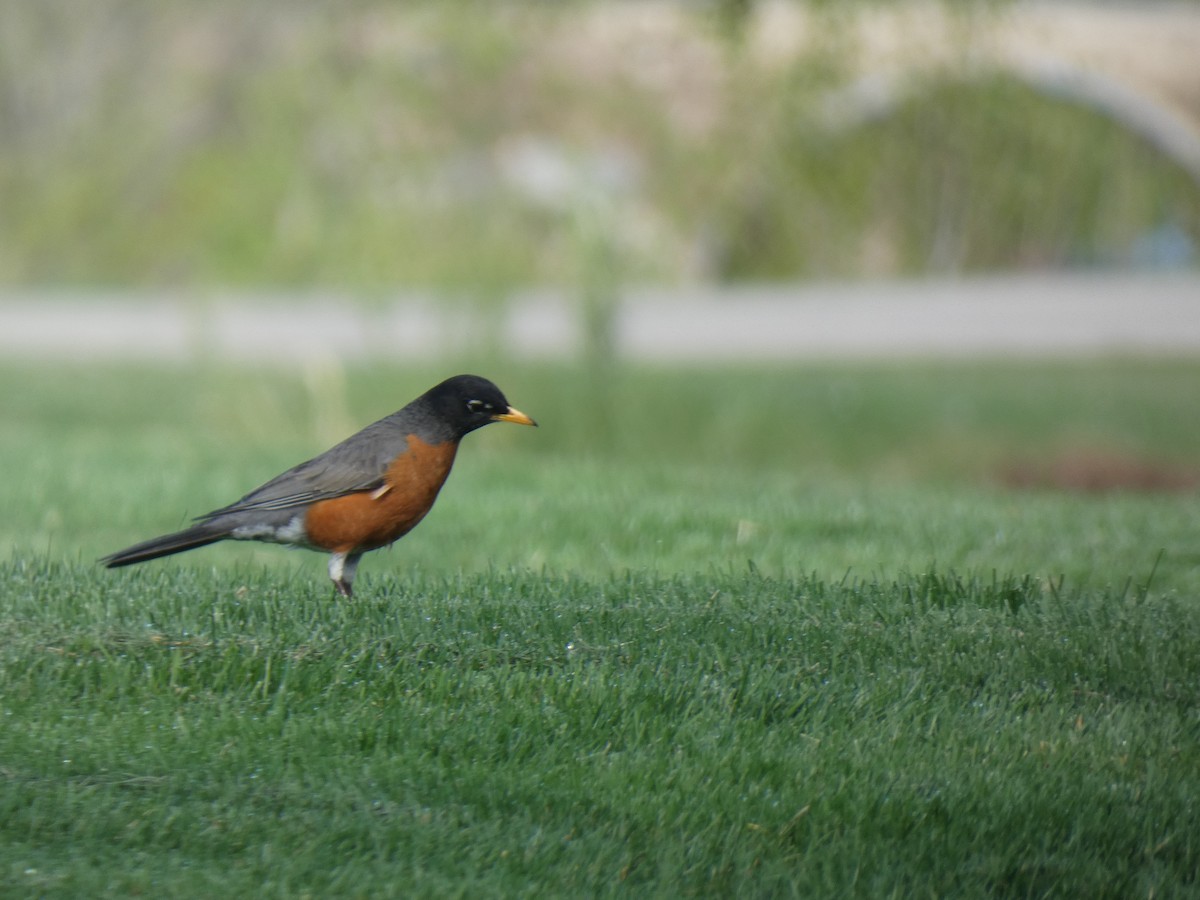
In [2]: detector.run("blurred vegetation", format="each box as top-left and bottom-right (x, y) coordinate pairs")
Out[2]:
(5, 357), (1199, 486)
(718, 75), (1200, 277)
(1, 0), (1197, 292)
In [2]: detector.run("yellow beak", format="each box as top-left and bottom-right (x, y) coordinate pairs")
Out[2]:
(491, 406), (537, 427)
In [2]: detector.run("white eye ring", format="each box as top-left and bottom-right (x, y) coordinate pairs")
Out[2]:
(466, 399), (488, 412)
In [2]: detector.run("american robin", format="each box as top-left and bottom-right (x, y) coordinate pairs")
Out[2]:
(102, 374), (536, 597)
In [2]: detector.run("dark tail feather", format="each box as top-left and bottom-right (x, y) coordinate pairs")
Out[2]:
(101, 525), (229, 568)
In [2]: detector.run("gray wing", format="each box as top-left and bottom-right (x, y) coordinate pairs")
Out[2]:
(197, 420), (404, 522)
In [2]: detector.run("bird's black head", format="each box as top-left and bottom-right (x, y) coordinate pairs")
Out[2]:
(421, 374), (537, 439)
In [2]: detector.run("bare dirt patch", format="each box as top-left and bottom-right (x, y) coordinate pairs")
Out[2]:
(998, 449), (1200, 493)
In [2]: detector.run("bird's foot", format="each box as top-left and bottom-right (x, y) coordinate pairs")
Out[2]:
(328, 552), (360, 599)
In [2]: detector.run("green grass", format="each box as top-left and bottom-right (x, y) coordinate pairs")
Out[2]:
(4, 565), (1198, 897)
(2, 358), (1199, 895)
(5, 359), (1198, 591)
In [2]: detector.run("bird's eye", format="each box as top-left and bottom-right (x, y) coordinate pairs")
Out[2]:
(466, 399), (490, 413)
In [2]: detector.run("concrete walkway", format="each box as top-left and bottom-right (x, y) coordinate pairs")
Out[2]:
(1, 271), (1197, 366)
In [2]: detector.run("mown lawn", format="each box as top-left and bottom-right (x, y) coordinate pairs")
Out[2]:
(2, 359), (1198, 896)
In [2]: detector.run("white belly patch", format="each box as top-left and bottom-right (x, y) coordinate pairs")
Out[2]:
(231, 515), (308, 545)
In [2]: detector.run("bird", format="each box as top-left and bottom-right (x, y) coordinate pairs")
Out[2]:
(102, 374), (536, 597)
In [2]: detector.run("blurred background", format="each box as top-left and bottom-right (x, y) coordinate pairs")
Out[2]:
(1, 0), (1198, 360)
(2, 0), (1199, 578)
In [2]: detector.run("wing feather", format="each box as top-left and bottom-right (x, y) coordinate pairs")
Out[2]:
(196, 421), (403, 523)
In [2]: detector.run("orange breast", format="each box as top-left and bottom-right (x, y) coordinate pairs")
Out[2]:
(303, 435), (459, 553)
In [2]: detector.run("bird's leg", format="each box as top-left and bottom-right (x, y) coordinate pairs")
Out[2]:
(328, 551), (362, 598)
